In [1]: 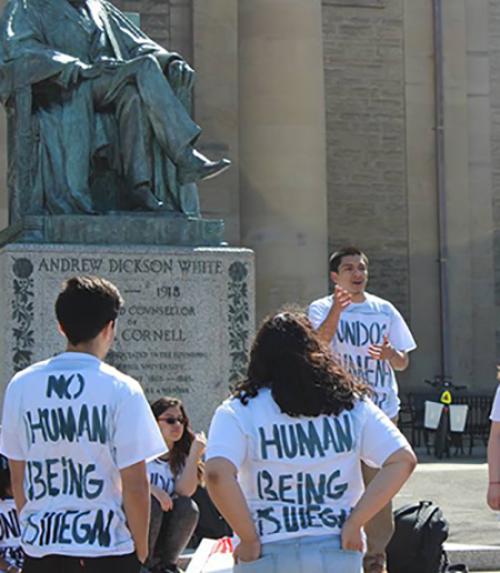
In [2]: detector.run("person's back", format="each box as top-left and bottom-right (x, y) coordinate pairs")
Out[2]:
(205, 311), (417, 573)
(0, 276), (166, 573)
(209, 387), (406, 545)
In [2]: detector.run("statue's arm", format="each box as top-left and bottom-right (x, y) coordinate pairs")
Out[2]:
(102, 1), (184, 69)
(0, 0), (89, 91)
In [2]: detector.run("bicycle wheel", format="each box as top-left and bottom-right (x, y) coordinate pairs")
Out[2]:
(434, 407), (449, 459)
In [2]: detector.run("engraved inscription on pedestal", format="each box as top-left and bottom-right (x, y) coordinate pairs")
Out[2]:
(0, 245), (255, 431)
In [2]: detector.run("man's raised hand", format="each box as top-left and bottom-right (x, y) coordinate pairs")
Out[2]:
(368, 334), (396, 361)
(333, 285), (352, 315)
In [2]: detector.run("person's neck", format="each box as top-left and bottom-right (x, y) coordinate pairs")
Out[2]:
(350, 291), (367, 303)
(165, 439), (174, 451)
(65, 342), (104, 360)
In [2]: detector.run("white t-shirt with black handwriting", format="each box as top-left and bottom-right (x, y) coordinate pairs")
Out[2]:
(206, 389), (408, 545)
(147, 458), (175, 496)
(0, 498), (23, 568)
(308, 292), (417, 418)
(490, 386), (500, 421)
(0, 352), (166, 558)
(0, 498), (21, 548)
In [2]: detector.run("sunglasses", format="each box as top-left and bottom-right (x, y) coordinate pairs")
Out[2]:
(158, 416), (185, 425)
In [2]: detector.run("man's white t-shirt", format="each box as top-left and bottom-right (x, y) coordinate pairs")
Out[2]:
(0, 498), (21, 548)
(490, 386), (500, 421)
(0, 498), (23, 568)
(206, 388), (408, 545)
(0, 352), (166, 558)
(308, 292), (417, 418)
(147, 458), (175, 496)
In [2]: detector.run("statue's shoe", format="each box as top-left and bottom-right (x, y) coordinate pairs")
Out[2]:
(130, 186), (164, 211)
(177, 149), (231, 185)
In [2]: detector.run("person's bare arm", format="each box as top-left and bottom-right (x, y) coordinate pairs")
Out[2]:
(8, 460), (26, 514)
(368, 335), (410, 371)
(206, 457), (260, 563)
(150, 484), (173, 511)
(175, 432), (206, 497)
(342, 447), (417, 550)
(315, 286), (352, 345)
(488, 421), (500, 509)
(120, 461), (150, 563)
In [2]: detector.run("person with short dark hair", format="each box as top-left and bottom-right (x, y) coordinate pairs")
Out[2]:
(308, 247), (417, 573)
(0, 275), (166, 573)
(0, 454), (24, 573)
(205, 311), (416, 573)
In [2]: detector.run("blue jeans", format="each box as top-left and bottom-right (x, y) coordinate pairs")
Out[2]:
(233, 535), (363, 573)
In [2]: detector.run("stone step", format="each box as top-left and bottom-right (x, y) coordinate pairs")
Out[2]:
(446, 542), (500, 572)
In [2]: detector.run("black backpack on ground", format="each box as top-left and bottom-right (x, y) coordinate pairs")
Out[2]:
(386, 500), (449, 573)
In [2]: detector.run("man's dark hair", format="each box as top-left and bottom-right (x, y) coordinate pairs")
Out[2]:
(232, 309), (370, 417)
(55, 276), (123, 345)
(329, 246), (369, 273)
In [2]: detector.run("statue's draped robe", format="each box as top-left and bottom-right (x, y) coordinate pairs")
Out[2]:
(0, 0), (201, 216)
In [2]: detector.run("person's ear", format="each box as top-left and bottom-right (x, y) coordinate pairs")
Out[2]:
(57, 322), (66, 337)
(99, 320), (114, 341)
(330, 271), (338, 284)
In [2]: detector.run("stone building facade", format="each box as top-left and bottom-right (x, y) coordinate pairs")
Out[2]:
(0, 0), (499, 393)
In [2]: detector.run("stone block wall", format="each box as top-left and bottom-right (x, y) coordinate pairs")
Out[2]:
(491, 0), (500, 359)
(322, 0), (409, 316)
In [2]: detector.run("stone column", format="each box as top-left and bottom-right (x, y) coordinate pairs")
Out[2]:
(464, 0), (496, 387)
(193, 0), (239, 244)
(430, 0), (496, 389)
(0, 0), (7, 229)
(404, 0), (442, 385)
(239, 0), (329, 319)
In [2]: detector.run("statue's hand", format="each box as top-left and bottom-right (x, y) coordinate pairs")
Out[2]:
(79, 64), (105, 80)
(95, 56), (123, 71)
(58, 60), (100, 87)
(168, 59), (195, 90)
(79, 58), (123, 79)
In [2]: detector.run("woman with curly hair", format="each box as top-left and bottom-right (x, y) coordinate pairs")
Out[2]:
(146, 397), (205, 573)
(205, 311), (416, 573)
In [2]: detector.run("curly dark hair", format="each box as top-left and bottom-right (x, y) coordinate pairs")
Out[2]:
(232, 310), (371, 416)
(151, 397), (203, 482)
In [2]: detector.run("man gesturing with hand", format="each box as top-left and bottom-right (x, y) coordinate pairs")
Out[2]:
(308, 246), (417, 573)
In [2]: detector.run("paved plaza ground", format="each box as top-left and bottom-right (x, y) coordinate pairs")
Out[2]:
(396, 447), (500, 571)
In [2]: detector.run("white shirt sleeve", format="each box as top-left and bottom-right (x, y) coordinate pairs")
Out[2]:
(206, 402), (247, 470)
(388, 306), (417, 353)
(0, 378), (25, 460)
(490, 385), (500, 422)
(113, 384), (167, 470)
(308, 299), (330, 330)
(359, 399), (410, 468)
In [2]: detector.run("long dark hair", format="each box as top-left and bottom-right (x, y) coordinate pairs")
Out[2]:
(151, 397), (203, 481)
(232, 310), (371, 417)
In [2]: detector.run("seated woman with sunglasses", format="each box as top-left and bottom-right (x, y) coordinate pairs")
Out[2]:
(146, 397), (206, 573)
(205, 311), (417, 573)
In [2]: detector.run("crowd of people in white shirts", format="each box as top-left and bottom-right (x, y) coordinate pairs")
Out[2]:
(0, 247), (498, 573)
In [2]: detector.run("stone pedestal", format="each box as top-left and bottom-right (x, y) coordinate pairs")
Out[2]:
(0, 243), (254, 431)
(0, 214), (225, 247)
